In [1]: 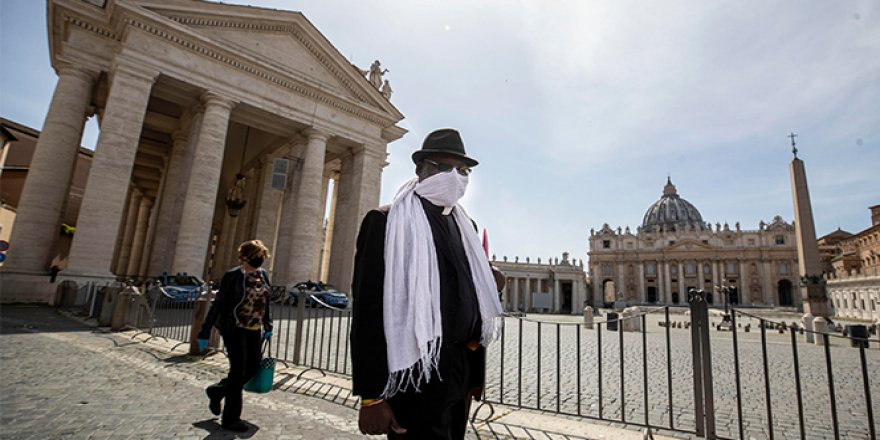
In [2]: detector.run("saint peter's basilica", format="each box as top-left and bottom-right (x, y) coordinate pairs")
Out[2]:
(588, 178), (799, 308)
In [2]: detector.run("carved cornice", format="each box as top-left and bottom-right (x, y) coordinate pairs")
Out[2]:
(60, 7), (401, 127)
(64, 14), (119, 40)
(121, 15), (397, 127)
(165, 15), (372, 103)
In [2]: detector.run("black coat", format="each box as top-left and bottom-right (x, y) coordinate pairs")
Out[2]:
(198, 267), (273, 339)
(350, 203), (485, 399)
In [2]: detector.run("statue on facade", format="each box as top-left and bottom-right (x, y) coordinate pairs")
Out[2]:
(381, 79), (393, 100)
(369, 60), (388, 89)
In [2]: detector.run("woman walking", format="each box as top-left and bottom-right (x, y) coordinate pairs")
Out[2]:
(197, 240), (273, 432)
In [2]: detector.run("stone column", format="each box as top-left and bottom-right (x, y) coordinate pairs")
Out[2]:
(0, 66), (97, 298)
(273, 145), (305, 285)
(125, 197), (153, 277)
(554, 278), (561, 313)
(282, 129), (329, 285)
(712, 261), (720, 302)
(739, 260), (748, 304)
(172, 92), (235, 277)
(678, 262), (685, 300)
(252, 155), (284, 275)
(512, 277), (520, 311)
(242, 169), (262, 242)
(762, 261), (774, 305)
(64, 61), (157, 281)
(663, 263), (672, 304)
(115, 189), (142, 275)
(526, 276), (532, 310)
(638, 263), (646, 303)
(147, 130), (192, 275)
(327, 145), (384, 292)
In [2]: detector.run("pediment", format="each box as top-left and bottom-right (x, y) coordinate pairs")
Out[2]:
(133, 1), (399, 117)
(667, 239), (712, 251)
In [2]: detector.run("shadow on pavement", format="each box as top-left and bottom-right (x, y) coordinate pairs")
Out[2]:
(193, 419), (259, 439)
(0, 305), (94, 335)
(163, 353), (201, 365)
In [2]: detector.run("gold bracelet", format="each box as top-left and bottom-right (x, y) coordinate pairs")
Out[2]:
(361, 398), (385, 408)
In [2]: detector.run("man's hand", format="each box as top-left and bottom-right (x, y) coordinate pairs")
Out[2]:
(358, 401), (406, 436)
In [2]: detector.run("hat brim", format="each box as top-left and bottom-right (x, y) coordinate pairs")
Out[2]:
(412, 149), (479, 167)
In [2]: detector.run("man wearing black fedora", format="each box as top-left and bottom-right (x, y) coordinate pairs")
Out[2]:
(350, 128), (505, 438)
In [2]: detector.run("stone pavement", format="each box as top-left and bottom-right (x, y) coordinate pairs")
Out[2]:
(0, 305), (677, 440)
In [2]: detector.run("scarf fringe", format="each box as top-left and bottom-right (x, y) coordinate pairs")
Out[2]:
(382, 337), (443, 398)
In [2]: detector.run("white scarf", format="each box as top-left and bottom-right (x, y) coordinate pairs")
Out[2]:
(382, 174), (503, 397)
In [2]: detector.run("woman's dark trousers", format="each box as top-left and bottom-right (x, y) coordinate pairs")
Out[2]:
(206, 327), (261, 423)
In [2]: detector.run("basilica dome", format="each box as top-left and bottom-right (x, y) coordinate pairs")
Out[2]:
(641, 178), (706, 233)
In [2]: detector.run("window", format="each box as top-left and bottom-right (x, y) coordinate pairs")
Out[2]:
(779, 262), (788, 274)
(775, 235), (785, 245)
(686, 263), (696, 275)
(704, 265), (711, 275)
(602, 240), (611, 249)
(726, 263), (736, 274)
(702, 240), (709, 245)
(603, 264), (613, 276)
(671, 265), (678, 275)
(747, 239), (756, 246)
(646, 263), (655, 275)
(669, 240), (676, 245)
(627, 242), (634, 249)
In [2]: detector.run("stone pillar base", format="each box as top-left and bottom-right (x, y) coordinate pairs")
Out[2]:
(813, 317), (830, 346)
(802, 313), (815, 343)
(583, 306), (594, 329)
(0, 271), (57, 304)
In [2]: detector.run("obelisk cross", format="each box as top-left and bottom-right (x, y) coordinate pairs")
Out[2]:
(788, 132), (798, 158)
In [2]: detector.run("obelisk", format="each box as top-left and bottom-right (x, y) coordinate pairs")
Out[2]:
(788, 133), (831, 344)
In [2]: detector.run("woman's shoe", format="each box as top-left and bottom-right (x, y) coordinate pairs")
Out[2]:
(205, 388), (222, 416)
(221, 420), (249, 432)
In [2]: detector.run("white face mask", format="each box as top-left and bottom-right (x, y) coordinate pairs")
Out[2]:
(415, 169), (469, 212)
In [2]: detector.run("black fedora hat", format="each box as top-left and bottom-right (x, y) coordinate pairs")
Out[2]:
(411, 128), (479, 167)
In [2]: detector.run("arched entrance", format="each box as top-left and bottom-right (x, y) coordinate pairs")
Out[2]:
(778, 279), (793, 306)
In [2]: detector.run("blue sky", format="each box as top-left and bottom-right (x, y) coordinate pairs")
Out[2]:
(1, 1), (878, 264)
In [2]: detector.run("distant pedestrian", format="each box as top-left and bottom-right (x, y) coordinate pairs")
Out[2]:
(197, 240), (273, 432)
(350, 128), (506, 439)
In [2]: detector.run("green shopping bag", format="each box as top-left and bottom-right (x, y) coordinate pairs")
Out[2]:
(244, 338), (275, 393)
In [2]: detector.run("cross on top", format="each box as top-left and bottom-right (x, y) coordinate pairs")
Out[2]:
(788, 132), (798, 158)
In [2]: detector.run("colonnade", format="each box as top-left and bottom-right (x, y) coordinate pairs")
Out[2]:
(1, 58), (390, 301)
(500, 274), (587, 314)
(591, 258), (800, 307)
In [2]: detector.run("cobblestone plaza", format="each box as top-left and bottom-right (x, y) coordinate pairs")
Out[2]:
(483, 310), (879, 439)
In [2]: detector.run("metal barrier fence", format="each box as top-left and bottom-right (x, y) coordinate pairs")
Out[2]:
(149, 286), (198, 347)
(268, 287), (352, 376)
(100, 280), (876, 439)
(721, 307), (877, 440)
(480, 292), (879, 440)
